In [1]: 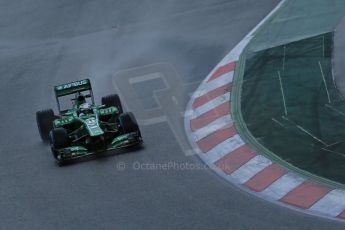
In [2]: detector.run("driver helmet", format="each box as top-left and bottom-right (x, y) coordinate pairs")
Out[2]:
(79, 103), (92, 116)
(76, 93), (86, 105)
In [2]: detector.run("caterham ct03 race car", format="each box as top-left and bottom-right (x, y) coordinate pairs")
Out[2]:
(36, 79), (142, 165)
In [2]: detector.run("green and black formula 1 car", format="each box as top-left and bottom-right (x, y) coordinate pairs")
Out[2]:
(36, 79), (142, 165)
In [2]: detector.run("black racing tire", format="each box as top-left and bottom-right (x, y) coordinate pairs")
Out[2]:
(118, 112), (139, 134)
(49, 128), (69, 165)
(36, 109), (54, 142)
(49, 128), (69, 150)
(101, 94), (123, 114)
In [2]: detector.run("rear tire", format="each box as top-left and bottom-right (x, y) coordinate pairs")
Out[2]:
(36, 109), (54, 142)
(49, 128), (69, 165)
(101, 94), (123, 114)
(118, 112), (139, 133)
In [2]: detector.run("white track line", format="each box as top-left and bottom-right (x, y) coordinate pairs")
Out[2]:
(191, 93), (231, 119)
(309, 189), (345, 217)
(218, 0), (287, 66)
(203, 135), (244, 163)
(230, 155), (272, 184)
(193, 72), (233, 99)
(129, 72), (162, 84)
(192, 115), (233, 142)
(260, 172), (306, 200)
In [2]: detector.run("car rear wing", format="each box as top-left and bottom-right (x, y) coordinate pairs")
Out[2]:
(54, 79), (92, 97)
(54, 79), (95, 113)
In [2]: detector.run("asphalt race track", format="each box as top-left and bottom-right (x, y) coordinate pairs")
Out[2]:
(1, 0), (345, 229)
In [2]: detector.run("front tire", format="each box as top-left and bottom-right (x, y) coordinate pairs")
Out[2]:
(102, 94), (123, 114)
(118, 112), (140, 133)
(49, 128), (69, 165)
(36, 109), (54, 142)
